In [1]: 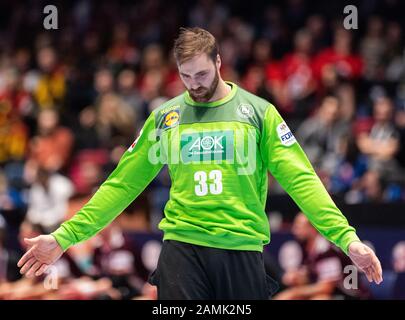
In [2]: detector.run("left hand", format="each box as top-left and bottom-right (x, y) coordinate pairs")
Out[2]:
(348, 241), (383, 284)
(17, 235), (64, 278)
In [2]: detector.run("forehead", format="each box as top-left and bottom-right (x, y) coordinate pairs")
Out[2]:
(178, 53), (214, 75)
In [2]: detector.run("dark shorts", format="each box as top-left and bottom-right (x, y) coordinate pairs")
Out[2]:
(148, 239), (279, 300)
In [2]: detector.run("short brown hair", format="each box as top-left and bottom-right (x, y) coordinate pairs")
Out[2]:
(173, 27), (219, 65)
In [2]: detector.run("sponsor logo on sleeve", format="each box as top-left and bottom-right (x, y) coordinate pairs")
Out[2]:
(128, 128), (143, 152)
(277, 121), (296, 146)
(163, 109), (180, 128)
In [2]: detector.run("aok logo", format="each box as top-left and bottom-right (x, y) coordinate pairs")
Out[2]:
(181, 130), (234, 163)
(189, 135), (224, 152)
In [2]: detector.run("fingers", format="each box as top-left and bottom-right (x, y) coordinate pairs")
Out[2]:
(349, 251), (373, 270)
(35, 264), (49, 277)
(371, 256), (383, 284)
(359, 253), (383, 284)
(19, 256), (37, 275)
(26, 261), (42, 278)
(371, 266), (381, 284)
(363, 266), (373, 283)
(17, 247), (34, 268)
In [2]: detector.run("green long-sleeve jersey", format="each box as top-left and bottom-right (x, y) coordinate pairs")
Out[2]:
(52, 82), (360, 254)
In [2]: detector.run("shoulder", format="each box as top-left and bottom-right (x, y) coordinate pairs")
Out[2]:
(236, 85), (273, 114)
(234, 85), (278, 132)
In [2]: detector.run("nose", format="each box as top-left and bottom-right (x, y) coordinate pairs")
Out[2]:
(189, 78), (199, 90)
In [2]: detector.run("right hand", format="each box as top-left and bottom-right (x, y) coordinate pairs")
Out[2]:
(348, 241), (383, 284)
(17, 235), (64, 278)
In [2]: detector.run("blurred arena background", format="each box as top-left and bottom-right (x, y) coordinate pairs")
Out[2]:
(0, 0), (405, 300)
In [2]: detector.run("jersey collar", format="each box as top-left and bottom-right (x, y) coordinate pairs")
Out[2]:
(184, 81), (237, 107)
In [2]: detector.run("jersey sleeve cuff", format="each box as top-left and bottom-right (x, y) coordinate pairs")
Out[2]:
(339, 230), (361, 255)
(51, 225), (74, 252)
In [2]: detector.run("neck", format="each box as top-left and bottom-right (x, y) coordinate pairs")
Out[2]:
(208, 79), (231, 102)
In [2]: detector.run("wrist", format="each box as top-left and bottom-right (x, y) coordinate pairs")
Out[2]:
(348, 240), (363, 253)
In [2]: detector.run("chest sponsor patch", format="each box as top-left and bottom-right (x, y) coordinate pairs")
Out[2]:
(180, 130), (234, 163)
(276, 121), (296, 146)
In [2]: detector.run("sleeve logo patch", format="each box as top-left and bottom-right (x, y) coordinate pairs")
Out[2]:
(163, 110), (180, 128)
(276, 121), (296, 146)
(128, 128), (143, 152)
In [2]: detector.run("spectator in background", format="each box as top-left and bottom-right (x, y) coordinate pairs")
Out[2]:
(281, 28), (316, 118)
(188, 0), (229, 31)
(89, 223), (144, 299)
(344, 170), (385, 204)
(140, 44), (167, 74)
(0, 68), (30, 165)
(107, 23), (140, 69)
(139, 44), (168, 105)
(0, 220), (83, 299)
(313, 27), (363, 93)
(296, 95), (345, 169)
(0, 216), (21, 283)
(117, 69), (146, 127)
(335, 82), (356, 124)
(0, 219), (51, 299)
(26, 108), (74, 174)
(357, 96), (402, 182)
(0, 67), (33, 119)
(255, 39), (285, 113)
(18, 220), (83, 280)
(26, 168), (74, 233)
(274, 213), (371, 300)
(95, 93), (136, 148)
(33, 46), (66, 110)
(329, 134), (368, 197)
(1, 0), (405, 300)
(74, 107), (101, 151)
(117, 194), (152, 234)
(241, 38), (274, 100)
(1, 220), (120, 300)
(164, 49), (187, 98)
(139, 69), (167, 107)
(69, 152), (106, 196)
(93, 68), (115, 104)
(392, 241), (405, 273)
(383, 22), (404, 83)
(0, 167), (26, 255)
(305, 15), (328, 53)
(360, 16), (386, 82)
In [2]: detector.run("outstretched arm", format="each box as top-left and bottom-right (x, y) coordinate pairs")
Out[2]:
(260, 104), (382, 284)
(18, 112), (164, 277)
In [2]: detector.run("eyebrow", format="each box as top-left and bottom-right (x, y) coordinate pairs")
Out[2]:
(180, 70), (209, 77)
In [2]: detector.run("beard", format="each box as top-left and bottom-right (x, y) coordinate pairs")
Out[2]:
(189, 68), (219, 103)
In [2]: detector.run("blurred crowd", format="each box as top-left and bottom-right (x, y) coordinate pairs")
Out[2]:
(1, 0), (405, 299)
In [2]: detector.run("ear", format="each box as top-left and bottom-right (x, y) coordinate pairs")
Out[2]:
(216, 54), (221, 70)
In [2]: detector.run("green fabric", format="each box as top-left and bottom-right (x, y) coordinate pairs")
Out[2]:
(52, 113), (163, 251)
(260, 105), (359, 255)
(52, 82), (359, 255)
